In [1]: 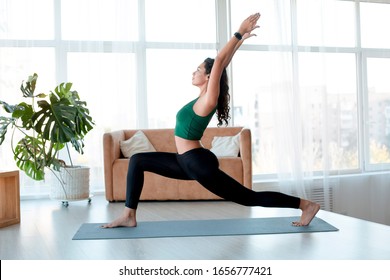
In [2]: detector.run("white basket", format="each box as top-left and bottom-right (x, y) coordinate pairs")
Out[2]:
(49, 166), (90, 200)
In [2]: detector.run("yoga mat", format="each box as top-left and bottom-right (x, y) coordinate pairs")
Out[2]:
(72, 216), (338, 240)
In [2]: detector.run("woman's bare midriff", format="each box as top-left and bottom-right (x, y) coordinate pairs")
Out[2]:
(175, 136), (203, 154)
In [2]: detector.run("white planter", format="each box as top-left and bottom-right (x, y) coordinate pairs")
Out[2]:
(49, 166), (90, 201)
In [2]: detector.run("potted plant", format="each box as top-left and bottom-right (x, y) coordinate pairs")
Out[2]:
(0, 73), (95, 206)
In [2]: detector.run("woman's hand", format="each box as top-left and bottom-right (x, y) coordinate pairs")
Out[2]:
(238, 13), (261, 38)
(242, 31), (257, 41)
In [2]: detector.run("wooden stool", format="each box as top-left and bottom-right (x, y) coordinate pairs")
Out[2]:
(0, 170), (20, 228)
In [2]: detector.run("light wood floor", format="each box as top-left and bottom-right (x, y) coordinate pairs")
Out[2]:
(1, 194), (390, 260)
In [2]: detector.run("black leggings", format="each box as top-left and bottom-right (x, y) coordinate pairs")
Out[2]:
(125, 147), (300, 210)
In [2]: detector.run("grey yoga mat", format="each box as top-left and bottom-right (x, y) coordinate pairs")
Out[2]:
(72, 216), (338, 240)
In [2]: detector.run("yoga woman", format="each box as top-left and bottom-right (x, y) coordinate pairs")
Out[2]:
(103, 13), (320, 228)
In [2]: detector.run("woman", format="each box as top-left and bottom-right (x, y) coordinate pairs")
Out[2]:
(103, 13), (320, 228)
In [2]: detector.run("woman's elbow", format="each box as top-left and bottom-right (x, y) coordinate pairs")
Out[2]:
(214, 56), (228, 68)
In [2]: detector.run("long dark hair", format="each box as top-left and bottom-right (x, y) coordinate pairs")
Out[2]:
(203, 57), (230, 126)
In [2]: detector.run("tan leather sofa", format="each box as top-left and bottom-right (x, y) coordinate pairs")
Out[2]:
(103, 127), (252, 202)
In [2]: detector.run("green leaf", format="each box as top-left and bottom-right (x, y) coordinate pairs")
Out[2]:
(36, 93), (47, 98)
(0, 116), (14, 145)
(20, 73), (38, 98)
(14, 136), (46, 180)
(32, 83), (94, 154)
(13, 135), (65, 180)
(0, 100), (15, 114)
(12, 102), (34, 129)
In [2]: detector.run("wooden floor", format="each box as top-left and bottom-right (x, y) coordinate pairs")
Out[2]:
(1, 194), (390, 260)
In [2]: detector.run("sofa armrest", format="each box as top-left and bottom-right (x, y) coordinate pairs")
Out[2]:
(103, 130), (126, 201)
(239, 128), (252, 188)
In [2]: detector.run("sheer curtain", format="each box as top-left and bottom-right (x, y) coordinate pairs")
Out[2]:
(231, 0), (360, 211)
(269, 0), (358, 210)
(279, 0), (359, 210)
(255, 0), (315, 201)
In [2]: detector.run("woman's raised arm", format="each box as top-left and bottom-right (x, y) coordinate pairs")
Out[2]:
(205, 13), (261, 107)
(217, 13), (260, 68)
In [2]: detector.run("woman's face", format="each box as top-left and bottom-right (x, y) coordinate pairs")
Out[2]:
(192, 62), (209, 87)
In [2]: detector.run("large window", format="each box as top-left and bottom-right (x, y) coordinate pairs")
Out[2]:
(1, 0), (390, 196)
(230, 0), (390, 179)
(364, 57), (390, 169)
(360, 1), (390, 170)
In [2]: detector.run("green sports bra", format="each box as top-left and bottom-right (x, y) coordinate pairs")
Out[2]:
(174, 98), (216, 140)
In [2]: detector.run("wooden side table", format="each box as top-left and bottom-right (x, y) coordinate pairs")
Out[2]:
(0, 170), (20, 228)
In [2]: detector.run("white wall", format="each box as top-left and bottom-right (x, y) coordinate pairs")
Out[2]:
(254, 172), (390, 226)
(333, 173), (390, 226)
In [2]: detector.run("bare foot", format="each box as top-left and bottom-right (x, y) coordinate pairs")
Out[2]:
(292, 200), (320, 227)
(101, 208), (137, 228)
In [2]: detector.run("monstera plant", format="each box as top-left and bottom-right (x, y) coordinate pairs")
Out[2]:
(0, 73), (95, 189)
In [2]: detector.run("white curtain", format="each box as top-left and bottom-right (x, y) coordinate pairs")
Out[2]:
(264, 0), (312, 201)
(223, 0), (363, 212)
(265, 0), (360, 211)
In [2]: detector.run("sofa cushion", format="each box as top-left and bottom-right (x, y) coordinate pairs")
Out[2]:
(120, 130), (156, 158)
(210, 133), (240, 157)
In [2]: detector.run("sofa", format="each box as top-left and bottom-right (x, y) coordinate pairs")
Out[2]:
(103, 127), (252, 202)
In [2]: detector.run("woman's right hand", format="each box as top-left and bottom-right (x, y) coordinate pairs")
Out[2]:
(238, 13), (261, 37)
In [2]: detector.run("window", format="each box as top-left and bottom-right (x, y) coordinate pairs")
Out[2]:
(360, 2), (390, 48)
(61, 0), (138, 41)
(146, 49), (214, 128)
(298, 52), (358, 171)
(296, 0), (355, 47)
(144, 0), (217, 128)
(1, 0), (390, 196)
(360, 1), (390, 170)
(0, 0), (54, 40)
(230, 0), (291, 45)
(230, 0), (389, 179)
(67, 52), (137, 131)
(364, 57), (390, 168)
(145, 0), (215, 43)
(232, 51), (293, 174)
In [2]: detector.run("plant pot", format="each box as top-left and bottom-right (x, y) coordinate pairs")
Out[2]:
(49, 166), (90, 201)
